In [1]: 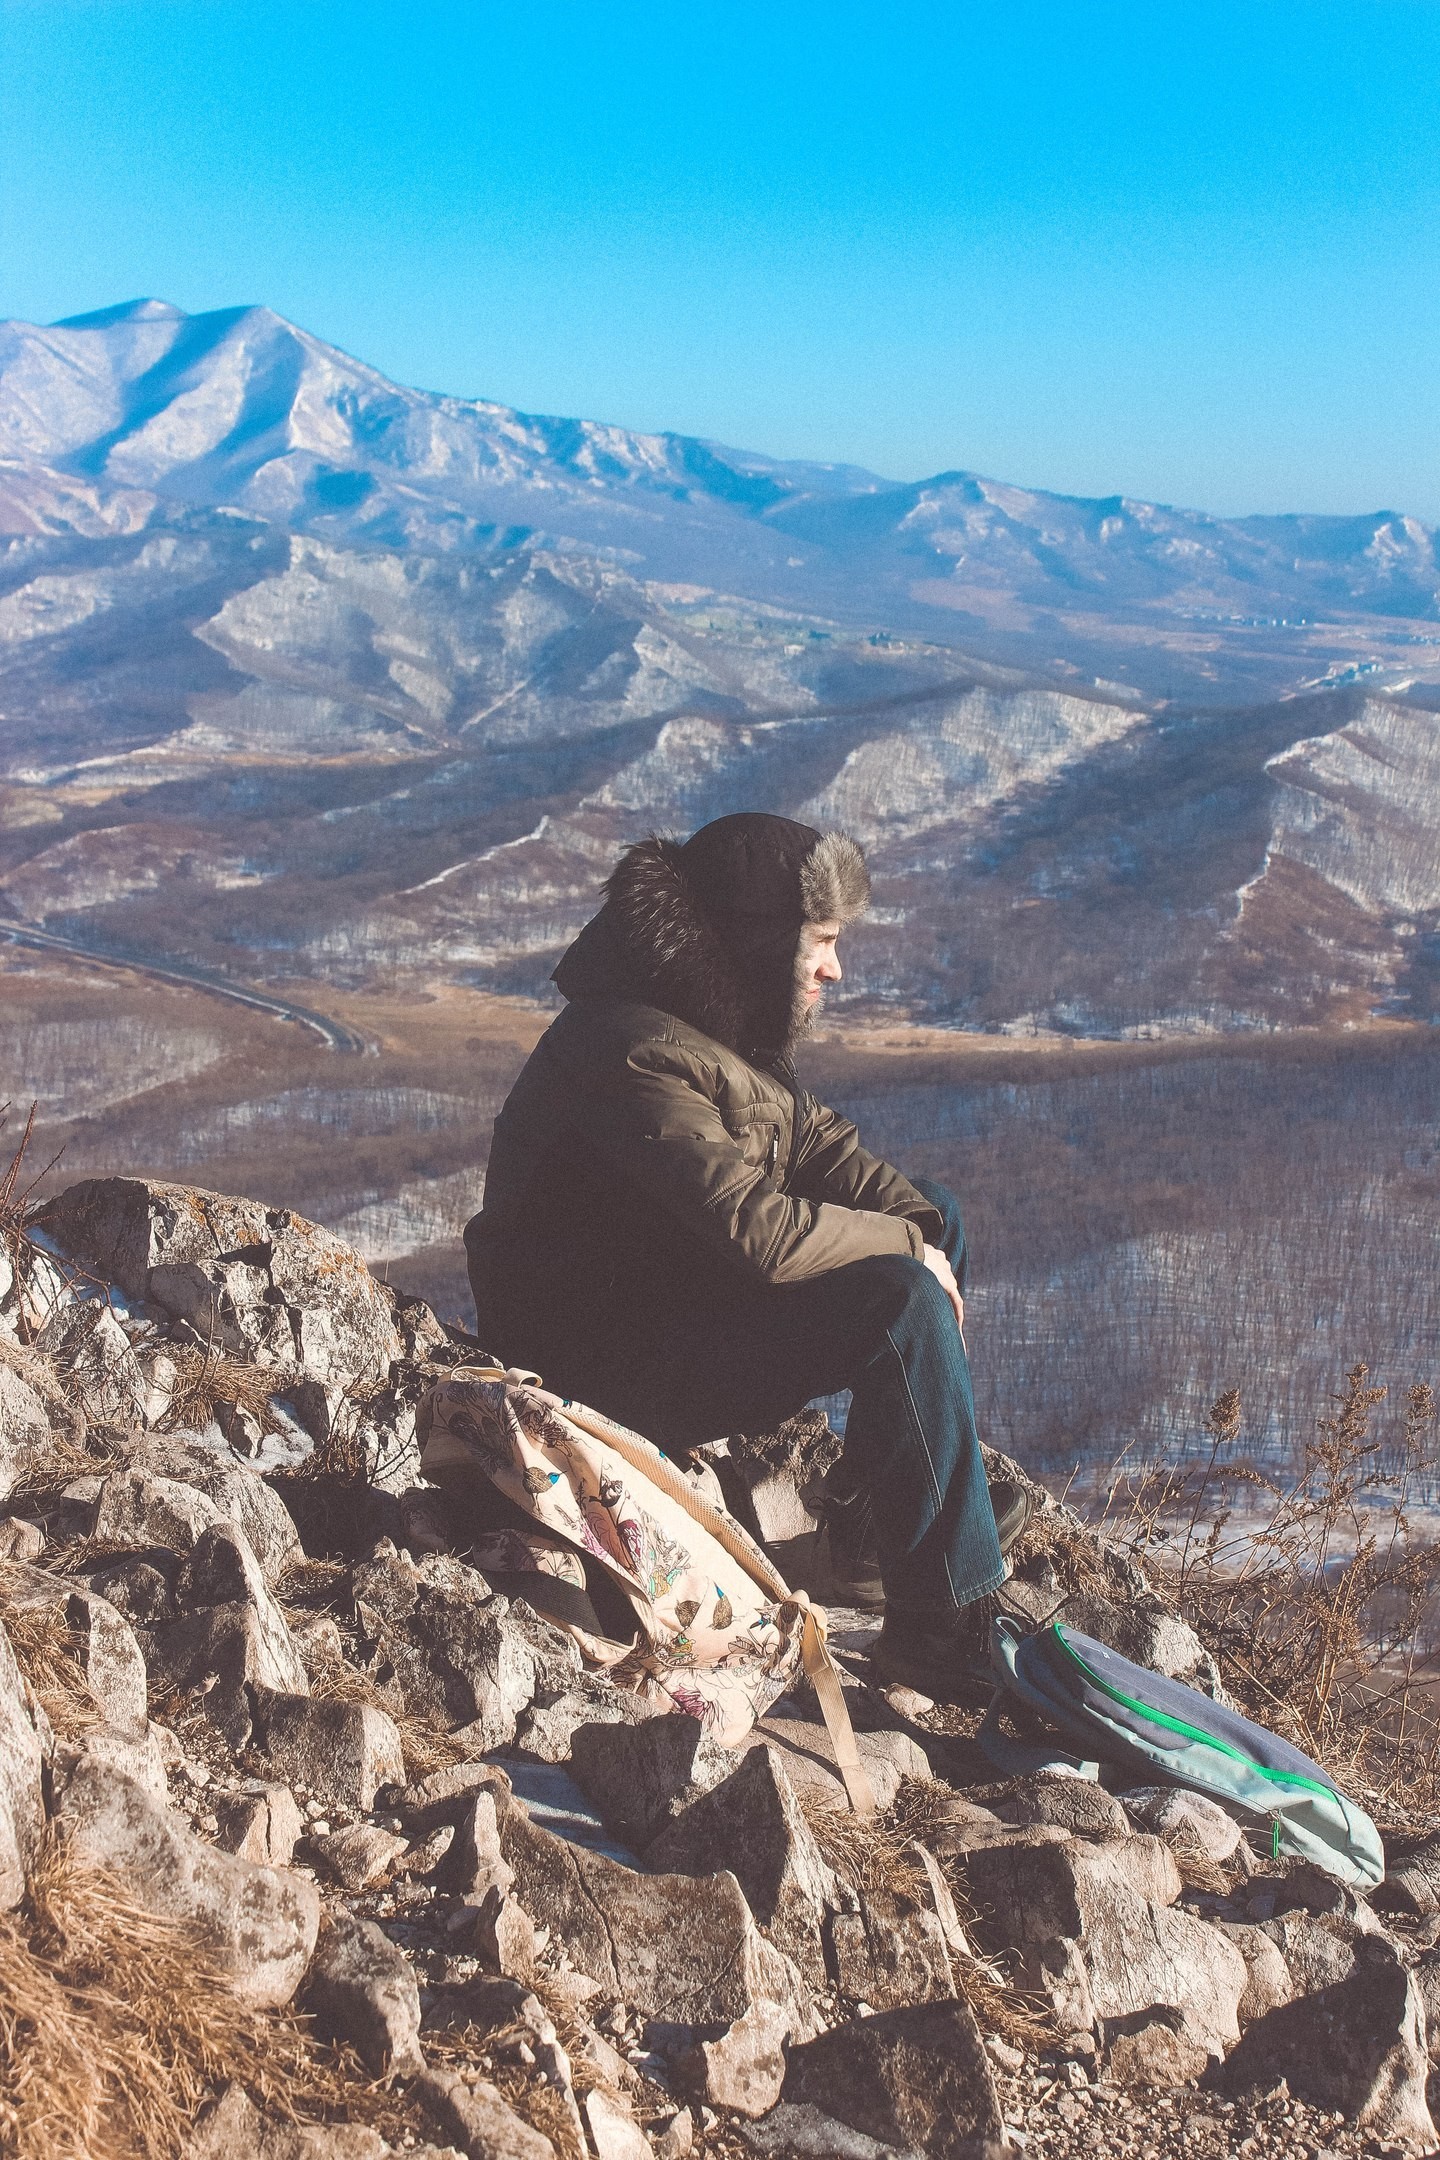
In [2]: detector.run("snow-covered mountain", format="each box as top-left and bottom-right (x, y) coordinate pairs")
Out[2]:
(3, 298), (1438, 701)
(1, 297), (1438, 1037)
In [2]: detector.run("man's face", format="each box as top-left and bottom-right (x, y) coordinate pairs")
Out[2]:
(795, 918), (843, 1022)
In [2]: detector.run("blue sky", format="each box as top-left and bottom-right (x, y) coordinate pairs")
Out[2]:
(2, 1), (1437, 517)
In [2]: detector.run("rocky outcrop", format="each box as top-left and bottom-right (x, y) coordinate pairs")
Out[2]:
(0, 1173), (1415, 2156)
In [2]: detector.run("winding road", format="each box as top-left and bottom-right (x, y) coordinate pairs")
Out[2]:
(0, 917), (373, 1054)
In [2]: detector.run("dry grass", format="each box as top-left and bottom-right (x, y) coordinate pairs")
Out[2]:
(0, 1575), (100, 1735)
(307, 1656), (469, 1780)
(159, 1341), (286, 1437)
(1097, 1365), (1440, 1815)
(0, 1840), (411, 2160)
(800, 1777), (1054, 2049)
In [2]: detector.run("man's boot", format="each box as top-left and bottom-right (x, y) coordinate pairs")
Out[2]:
(821, 1469), (1033, 1613)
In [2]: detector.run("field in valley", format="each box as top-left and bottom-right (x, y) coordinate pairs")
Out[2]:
(6, 938), (1435, 1486)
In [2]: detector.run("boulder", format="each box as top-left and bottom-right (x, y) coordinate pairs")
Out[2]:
(310, 1822), (409, 1891)
(1261, 1912), (1357, 1995)
(303, 1908), (424, 2076)
(36, 1180), (402, 1391)
(1106, 2012), (1210, 2088)
(252, 1691), (405, 1813)
(570, 1713), (732, 1848)
(1121, 1786), (1246, 1864)
(54, 1720), (172, 1804)
(742, 1710), (931, 1812)
(53, 1761), (320, 2008)
(35, 1297), (150, 1426)
(214, 1783), (304, 1865)
(187, 2083), (454, 2159)
(782, 1998), (1009, 2160)
(1378, 1830), (1440, 1918)
(645, 1746), (838, 1989)
(513, 1678), (664, 1763)
(1214, 1933), (1436, 2147)
(994, 1776), (1130, 1841)
(959, 1835), (1245, 2051)
(501, 1793), (811, 2031)
(437, 1790), (513, 1902)
(0, 1515), (44, 1561)
(828, 1885), (956, 2012)
(128, 1433), (302, 1581)
(414, 2068), (555, 2160)
(0, 1612), (47, 1907)
(676, 2000), (790, 2118)
(85, 1553), (176, 1625)
(93, 1468), (228, 1554)
(153, 1524), (309, 1744)
(1215, 1922), (1295, 2024)
(0, 1559), (148, 1728)
(351, 1546), (544, 1745)
(582, 2088), (651, 2160)
(1414, 1946), (1440, 2063)
(0, 1363), (56, 1499)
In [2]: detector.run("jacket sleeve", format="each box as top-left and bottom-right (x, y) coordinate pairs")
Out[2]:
(788, 1094), (946, 1240)
(582, 1039), (926, 1285)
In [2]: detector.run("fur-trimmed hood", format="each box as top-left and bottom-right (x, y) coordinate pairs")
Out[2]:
(552, 819), (870, 1058)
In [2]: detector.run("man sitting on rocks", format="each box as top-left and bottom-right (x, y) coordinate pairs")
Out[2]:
(464, 811), (1029, 1697)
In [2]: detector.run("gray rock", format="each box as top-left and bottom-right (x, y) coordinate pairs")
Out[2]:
(414, 2067), (555, 2160)
(645, 1746), (838, 1990)
(676, 1999), (791, 2118)
(828, 1886), (957, 2013)
(0, 1612), (47, 1907)
(154, 1523), (309, 1742)
(994, 1777), (1130, 1840)
(739, 2103), (902, 2159)
(311, 1821), (410, 1891)
(782, 1998), (1009, 2160)
(85, 1554), (176, 1624)
(36, 1179), (402, 1392)
(1215, 1933), (1436, 2146)
(186, 2082), (445, 2158)
(570, 1713), (732, 1848)
(1215, 1922), (1295, 2024)
(213, 1783), (304, 1864)
(395, 1760), (503, 1833)
(252, 1690), (405, 1813)
(582, 2088), (651, 2160)
(1414, 1946), (1440, 2063)
(1106, 2011), (1210, 2088)
(959, 1836), (1244, 2050)
(303, 1907), (424, 2076)
(351, 1546), (541, 1745)
(53, 1761), (319, 2007)
(0, 1514), (44, 1561)
(0, 1559), (148, 1729)
(438, 1789), (513, 1901)
(1261, 1912), (1357, 1995)
(93, 1467), (228, 1553)
(1121, 1786), (1245, 1863)
(0, 1365), (52, 1504)
(36, 1296), (149, 1426)
(742, 1711), (930, 1812)
(54, 1720), (171, 1803)
(1379, 1830), (1440, 1918)
(128, 1433), (302, 1581)
(513, 1678), (663, 1763)
(500, 1791), (811, 2031)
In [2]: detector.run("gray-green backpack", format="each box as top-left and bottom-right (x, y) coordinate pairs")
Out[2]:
(981, 1617), (1384, 1891)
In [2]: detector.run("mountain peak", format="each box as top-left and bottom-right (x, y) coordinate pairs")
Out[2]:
(52, 299), (189, 329)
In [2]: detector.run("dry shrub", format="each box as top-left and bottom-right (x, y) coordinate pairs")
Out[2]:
(0, 1840), (409, 2160)
(160, 1342), (284, 1436)
(800, 1777), (1052, 2049)
(1098, 1365), (1440, 1812)
(0, 1576), (100, 1735)
(0, 1333), (91, 1465)
(308, 1656), (468, 1780)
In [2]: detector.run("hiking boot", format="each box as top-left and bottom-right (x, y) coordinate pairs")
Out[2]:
(821, 1470), (1033, 1613)
(869, 1596), (999, 1704)
(819, 1475), (885, 1611)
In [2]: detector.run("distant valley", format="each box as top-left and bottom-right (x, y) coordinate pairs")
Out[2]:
(0, 298), (1435, 1474)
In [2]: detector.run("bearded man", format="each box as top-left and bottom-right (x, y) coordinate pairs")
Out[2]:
(464, 811), (1028, 1698)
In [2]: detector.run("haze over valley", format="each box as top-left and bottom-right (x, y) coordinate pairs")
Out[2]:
(2, 300), (1436, 1475)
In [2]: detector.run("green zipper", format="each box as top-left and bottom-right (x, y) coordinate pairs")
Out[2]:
(1049, 1628), (1337, 1802)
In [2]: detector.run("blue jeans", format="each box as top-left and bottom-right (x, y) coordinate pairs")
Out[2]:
(535, 1174), (1006, 1614)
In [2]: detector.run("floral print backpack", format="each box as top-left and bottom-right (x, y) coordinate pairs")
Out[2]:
(420, 1367), (872, 1807)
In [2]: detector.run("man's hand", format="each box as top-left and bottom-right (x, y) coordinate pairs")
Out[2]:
(922, 1244), (965, 1338)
